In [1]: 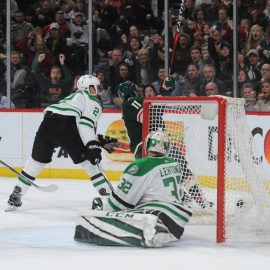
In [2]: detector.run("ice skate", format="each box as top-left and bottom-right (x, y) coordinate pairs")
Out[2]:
(5, 186), (23, 212)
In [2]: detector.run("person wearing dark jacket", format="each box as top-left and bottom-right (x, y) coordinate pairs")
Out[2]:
(199, 64), (228, 96)
(32, 53), (72, 108)
(182, 63), (203, 96)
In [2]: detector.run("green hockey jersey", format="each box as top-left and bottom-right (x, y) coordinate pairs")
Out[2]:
(121, 96), (143, 153)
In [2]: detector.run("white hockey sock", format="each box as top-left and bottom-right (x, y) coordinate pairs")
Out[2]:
(15, 157), (45, 194)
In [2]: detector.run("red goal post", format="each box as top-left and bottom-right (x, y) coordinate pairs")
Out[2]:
(142, 96), (270, 243)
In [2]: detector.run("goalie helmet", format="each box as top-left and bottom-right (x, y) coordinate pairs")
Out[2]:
(77, 75), (100, 95)
(145, 130), (170, 156)
(117, 81), (137, 100)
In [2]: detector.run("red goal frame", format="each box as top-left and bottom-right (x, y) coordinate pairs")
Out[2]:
(142, 96), (227, 243)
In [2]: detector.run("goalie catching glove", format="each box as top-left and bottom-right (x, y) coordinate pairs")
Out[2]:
(84, 140), (102, 165)
(98, 134), (119, 153)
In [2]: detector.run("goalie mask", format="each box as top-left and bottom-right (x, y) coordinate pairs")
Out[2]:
(77, 75), (100, 95)
(117, 81), (137, 100)
(145, 130), (170, 156)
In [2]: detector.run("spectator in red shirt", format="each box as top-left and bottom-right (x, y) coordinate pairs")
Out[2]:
(44, 10), (71, 39)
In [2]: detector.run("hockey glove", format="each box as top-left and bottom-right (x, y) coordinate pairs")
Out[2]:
(85, 141), (102, 165)
(98, 134), (119, 153)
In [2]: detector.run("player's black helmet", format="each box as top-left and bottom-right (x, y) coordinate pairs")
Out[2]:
(117, 81), (137, 100)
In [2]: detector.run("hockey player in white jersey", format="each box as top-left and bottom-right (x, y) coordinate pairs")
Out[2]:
(74, 130), (193, 247)
(6, 75), (117, 211)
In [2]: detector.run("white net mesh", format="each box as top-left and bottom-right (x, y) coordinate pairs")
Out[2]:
(145, 97), (270, 242)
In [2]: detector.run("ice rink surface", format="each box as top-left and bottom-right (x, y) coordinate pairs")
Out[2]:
(1, 177), (270, 270)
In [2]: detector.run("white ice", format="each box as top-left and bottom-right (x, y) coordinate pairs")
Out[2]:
(1, 177), (270, 270)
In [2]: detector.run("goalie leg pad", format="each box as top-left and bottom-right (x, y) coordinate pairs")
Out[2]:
(134, 201), (192, 239)
(149, 233), (178, 248)
(75, 210), (161, 247)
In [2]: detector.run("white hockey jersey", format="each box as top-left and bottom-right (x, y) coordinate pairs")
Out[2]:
(103, 156), (193, 229)
(44, 90), (102, 145)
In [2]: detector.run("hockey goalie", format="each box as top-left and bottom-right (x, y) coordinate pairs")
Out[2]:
(74, 130), (212, 247)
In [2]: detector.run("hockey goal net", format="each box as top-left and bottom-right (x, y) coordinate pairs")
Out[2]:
(142, 96), (270, 243)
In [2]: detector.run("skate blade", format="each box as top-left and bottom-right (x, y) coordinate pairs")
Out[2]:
(5, 205), (19, 212)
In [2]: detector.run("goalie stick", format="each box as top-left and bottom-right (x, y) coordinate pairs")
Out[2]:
(0, 159), (58, 192)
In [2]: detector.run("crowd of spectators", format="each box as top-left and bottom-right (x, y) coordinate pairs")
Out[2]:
(0, 0), (270, 111)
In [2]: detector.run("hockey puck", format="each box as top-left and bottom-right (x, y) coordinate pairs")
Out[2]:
(236, 199), (245, 208)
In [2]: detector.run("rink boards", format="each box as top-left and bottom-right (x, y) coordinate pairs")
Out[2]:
(0, 110), (270, 182)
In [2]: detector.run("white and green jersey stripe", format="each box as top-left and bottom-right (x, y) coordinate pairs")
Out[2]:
(44, 89), (102, 145)
(133, 201), (192, 238)
(103, 156), (192, 223)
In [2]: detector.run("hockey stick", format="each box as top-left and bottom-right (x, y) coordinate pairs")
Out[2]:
(0, 159), (58, 192)
(96, 163), (114, 192)
(170, 0), (185, 72)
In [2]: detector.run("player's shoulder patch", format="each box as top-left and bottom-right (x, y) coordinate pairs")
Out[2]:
(124, 158), (147, 177)
(124, 157), (159, 177)
(127, 164), (139, 175)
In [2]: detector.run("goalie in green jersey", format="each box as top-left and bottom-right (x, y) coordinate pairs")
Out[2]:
(117, 81), (144, 159)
